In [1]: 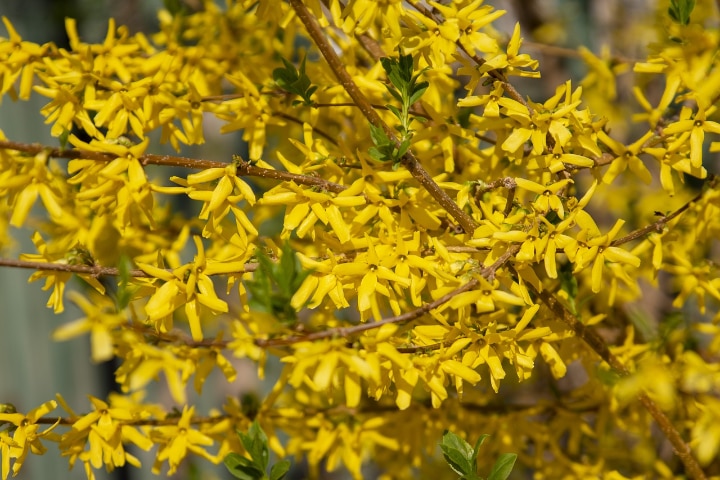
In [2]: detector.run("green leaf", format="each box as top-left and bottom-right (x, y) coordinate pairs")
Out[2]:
(58, 129), (70, 150)
(668, 0), (695, 25)
(163, 0), (188, 16)
(224, 453), (265, 480)
(269, 460), (291, 480)
(408, 81), (429, 105)
(471, 434), (490, 468)
(273, 55), (316, 105)
(116, 255), (135, 310)
(386, 104), (403, 122)
(369, 123), (391, 147)
(397, 137), (411, 158)
(245, 243), (312, 323)
(386, 85), (403, 104)
(440, 447), (474, 477)
(238, 421), (269, 471)
(439, 431), (475, 476)
(487, 453), (517, 480)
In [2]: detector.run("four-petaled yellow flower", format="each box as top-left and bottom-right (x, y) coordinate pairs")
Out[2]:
(663, 105), (720, 169)
(515, 177), (573, 218)
(62, 396), (152, 472)
(150, 405), (216, 475)
(139, 236), (231, 341)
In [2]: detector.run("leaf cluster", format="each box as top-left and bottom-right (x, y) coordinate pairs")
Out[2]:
(244, 242), (313, 324)
(368, 53), (428, 166)
(224, 421), (291, 480)
(273, 56), (317, 106)
(440, 431), (517, 480)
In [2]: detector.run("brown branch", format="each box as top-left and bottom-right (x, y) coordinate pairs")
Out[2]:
(32, 414), (234, 427)
(611, 174), (717, 246)
(0, 258), (149, 277)
(271, 111), (338, 145)
(0, 258), (258, 278)
(287, 0), (478, 234)
(527, 280), (707, 480)
(27, 397), (597, 427)
(255, 277), (480, 347)
(255, 243), (520, 347)
(0, 140), (348, 194)
(405, 0), (534, 116)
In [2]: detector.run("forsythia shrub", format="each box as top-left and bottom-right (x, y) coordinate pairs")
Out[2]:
(0, 0), (719, 478)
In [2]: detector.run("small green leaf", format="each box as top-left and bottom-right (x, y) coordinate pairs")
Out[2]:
(408, 82), (429, 105)
(369, 123), (390, 147)
(163, 0), (188, 16)
(224, 453), (265, 480)
(269, 460), (291, 480)
(58, 129), (70, 150)
(487, 453), (517, 480)
(471, 434), (490, 468)
(116, 255), (135, 310)
(238, 421), (269, 471)
(439, 431), (475, 476)
(440, 447), (474, 477)
(397, 137), (411, 158)
(245, 243), (312, 323)
(273, 55), (316, 105)
(386, 104), (403, 122)
(668, 0), (695, 25)
(386, 85), (403, 104)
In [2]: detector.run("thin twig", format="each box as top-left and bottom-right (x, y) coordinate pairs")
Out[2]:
(0, 258), (258, 278)
(0, 140), (348, 194)
(271, 111), (338, 145)
(611, 174), (717, 246)
(405, 0), (534, 116)
(255, 278), (480, 347)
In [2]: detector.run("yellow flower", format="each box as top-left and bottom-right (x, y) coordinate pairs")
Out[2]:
(63, 396), (152, 471)
(483, 22), (539, 78)
(180, 162), (258, 239)
(515, 177), (573, 218)
(664, 253), (720, 315)
(53, 292), (124, 363)
(139, 236), (229, 341)
(331, 236), (411, 320)
(151, 406), (216, 475)
(403, 8), (460, 67)
(644, 143), (706, 196)
(0, 400), (60, 478)
(564, 219), (641, 293)
(598, 129), (653, 184)
(0, 17), (50, 100)
(20, 233), (104, 313)
(663, 105), (720, 169)
(259, 178), (365, 244)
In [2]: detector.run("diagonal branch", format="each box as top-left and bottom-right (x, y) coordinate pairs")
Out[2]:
(611, 174), (717, 246)
(526, 280), (707, 480)
(287, 0), (478, 234)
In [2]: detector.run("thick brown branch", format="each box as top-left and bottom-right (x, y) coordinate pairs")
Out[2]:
(287, 0), (478, 234)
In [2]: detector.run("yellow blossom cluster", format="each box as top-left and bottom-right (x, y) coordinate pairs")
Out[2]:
(0, 0), (719, 479)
